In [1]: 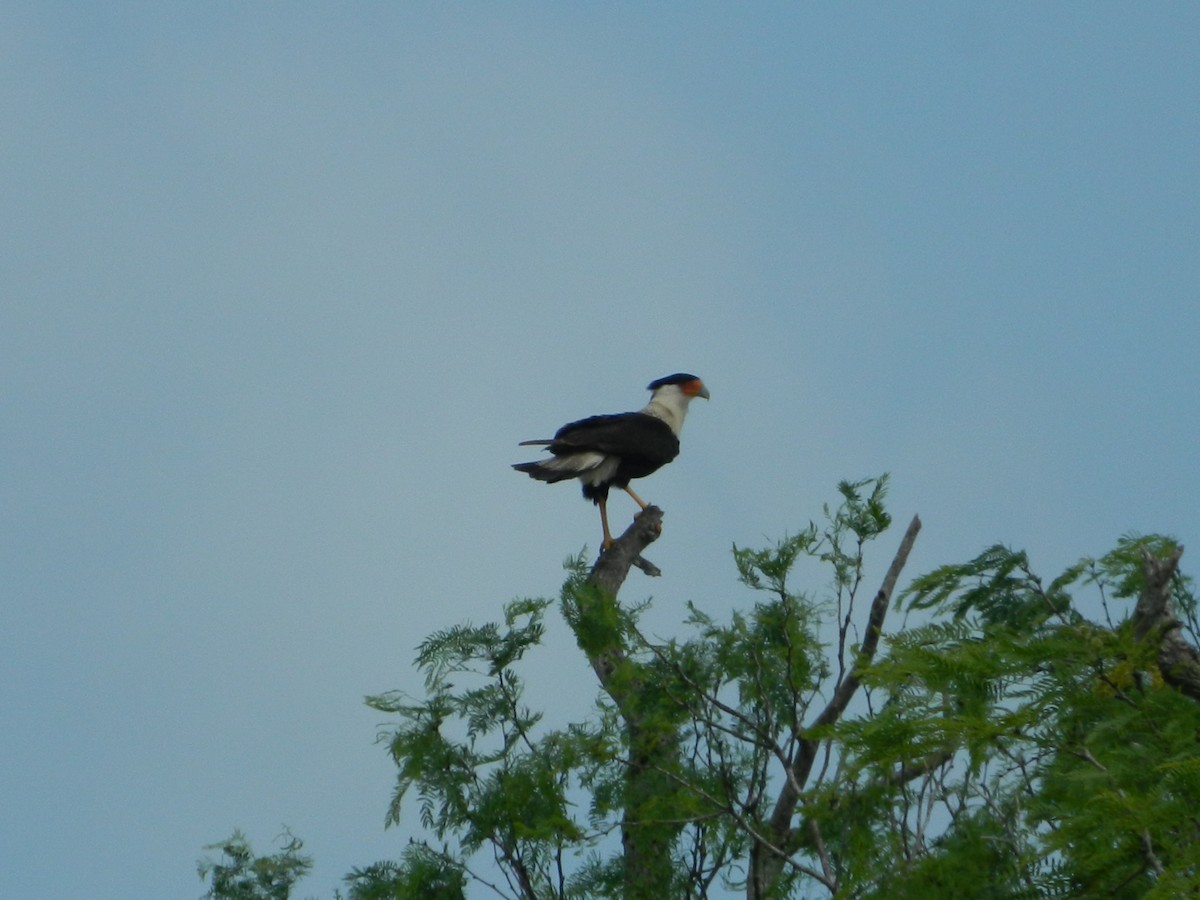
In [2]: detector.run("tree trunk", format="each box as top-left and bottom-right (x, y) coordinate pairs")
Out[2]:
(1132, 544), (1199, 700)
(570, 506), (683, 898)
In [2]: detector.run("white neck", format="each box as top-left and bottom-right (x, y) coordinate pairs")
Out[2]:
(641, 385), (692, 437)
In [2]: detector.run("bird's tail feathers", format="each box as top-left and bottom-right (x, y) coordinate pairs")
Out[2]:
(512, 459), (573, 483)
(513, 451), (611, 484)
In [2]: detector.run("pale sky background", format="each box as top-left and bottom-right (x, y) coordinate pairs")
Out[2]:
(2, 4), (1197, 898)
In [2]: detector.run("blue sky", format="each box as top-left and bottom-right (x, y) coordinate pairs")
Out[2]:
(2, 4), (1197, 898)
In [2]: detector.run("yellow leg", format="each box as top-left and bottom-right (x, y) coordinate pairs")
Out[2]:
(599, 496), (615, 550)
(623, 485), (649, 510)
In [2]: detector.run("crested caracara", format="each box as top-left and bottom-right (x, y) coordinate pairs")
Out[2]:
(513, 373), (710, 550)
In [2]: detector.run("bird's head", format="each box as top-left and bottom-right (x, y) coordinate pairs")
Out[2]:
(643, 373), (709, 435)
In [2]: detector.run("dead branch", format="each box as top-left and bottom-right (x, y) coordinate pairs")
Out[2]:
(589, 505), (665, 594)
(1132, 545), (1200, 701)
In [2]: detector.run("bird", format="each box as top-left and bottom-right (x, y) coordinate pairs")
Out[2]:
(513, 373), (710, 550)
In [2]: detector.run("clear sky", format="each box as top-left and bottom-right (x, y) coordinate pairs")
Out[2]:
(2, 4), (1197, 898)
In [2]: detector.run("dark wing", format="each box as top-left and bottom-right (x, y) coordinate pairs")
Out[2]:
(550, 412), (679, 467)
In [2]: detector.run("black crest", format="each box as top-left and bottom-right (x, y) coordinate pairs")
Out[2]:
(647, 373), (701, 390)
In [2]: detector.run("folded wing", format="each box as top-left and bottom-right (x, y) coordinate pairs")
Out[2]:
(549, 413), (679, 476)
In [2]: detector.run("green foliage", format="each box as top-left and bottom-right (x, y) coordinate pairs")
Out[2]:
(202, 479), (1200, 898)
(363, 591), (617, 897)
(904, 543), (1080, 629)
(198, 829), (312, 900)
(860, 532), (1200, 897)
(343, 845), (466, 899)
(646, 476), (900, 895)
(559, 552), (633, 658)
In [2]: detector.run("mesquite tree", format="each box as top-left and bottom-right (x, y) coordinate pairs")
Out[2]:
(203, 477), (1199, 898)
